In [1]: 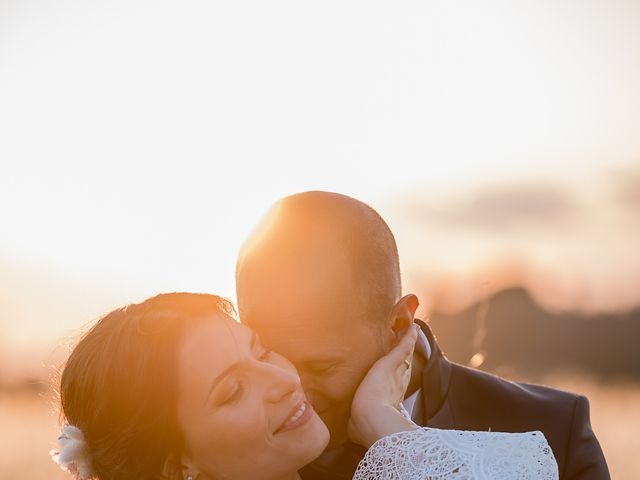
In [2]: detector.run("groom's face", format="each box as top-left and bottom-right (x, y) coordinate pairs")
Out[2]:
(238, 253), (392, 448)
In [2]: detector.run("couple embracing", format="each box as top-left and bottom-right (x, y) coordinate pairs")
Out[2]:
(52, 191), (609, 479)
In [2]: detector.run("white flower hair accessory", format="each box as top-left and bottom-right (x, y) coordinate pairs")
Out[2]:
(50, 424), (94, 480)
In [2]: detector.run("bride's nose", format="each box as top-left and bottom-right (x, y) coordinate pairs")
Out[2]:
(257, 362), (301, 403)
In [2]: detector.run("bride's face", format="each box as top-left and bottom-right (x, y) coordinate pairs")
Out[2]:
(175, 314), (329, 480)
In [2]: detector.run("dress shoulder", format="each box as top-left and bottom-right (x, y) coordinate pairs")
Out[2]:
(353, 427), (559, 480)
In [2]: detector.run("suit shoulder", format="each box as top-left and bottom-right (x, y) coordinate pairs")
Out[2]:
(438, 363), (609, 478)
(448, 361), (581, 418)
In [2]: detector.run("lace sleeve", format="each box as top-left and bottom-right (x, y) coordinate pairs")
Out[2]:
(352, 427), (558, 480)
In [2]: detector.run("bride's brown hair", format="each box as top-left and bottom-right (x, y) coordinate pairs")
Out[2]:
(58, 292), (236, 480)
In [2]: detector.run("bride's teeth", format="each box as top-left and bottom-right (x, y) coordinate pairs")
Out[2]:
(285, 403), (306, 426)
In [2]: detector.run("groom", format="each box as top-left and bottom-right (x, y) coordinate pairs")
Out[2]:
(236, 191), (609, 480)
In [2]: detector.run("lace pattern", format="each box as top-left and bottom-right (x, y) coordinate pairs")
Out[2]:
(353, 428), (558, 480)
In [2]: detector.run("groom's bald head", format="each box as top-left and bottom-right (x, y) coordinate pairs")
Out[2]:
(236, 191), (416, 447)
(236, 191), (401, 324)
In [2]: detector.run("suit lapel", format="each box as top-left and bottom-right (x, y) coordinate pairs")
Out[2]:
(415, 319), (455, 428)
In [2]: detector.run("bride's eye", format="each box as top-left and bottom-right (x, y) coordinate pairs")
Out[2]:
(220, 381), (244, 405)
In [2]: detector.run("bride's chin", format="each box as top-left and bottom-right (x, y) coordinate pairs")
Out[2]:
(312, 413), (331, 448)
(295, 413), (330, 464)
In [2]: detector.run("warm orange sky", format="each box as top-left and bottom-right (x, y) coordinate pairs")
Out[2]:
(1, 0), (639, 354)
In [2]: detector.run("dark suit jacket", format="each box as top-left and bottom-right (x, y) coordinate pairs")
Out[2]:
(299, 320), (610, 480)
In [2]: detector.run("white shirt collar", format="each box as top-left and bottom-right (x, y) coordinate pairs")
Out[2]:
(402, 328), (431, 420)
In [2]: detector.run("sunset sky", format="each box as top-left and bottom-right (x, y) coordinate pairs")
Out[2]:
(1, 0), (639, 355)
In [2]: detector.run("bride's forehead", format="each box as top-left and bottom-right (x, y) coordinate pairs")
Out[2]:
(176, 318), (254, 381)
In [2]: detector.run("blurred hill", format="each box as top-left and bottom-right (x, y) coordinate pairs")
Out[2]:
(428, 287), (640, 380)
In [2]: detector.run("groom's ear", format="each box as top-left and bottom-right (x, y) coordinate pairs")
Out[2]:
(390, 294), (420, 338)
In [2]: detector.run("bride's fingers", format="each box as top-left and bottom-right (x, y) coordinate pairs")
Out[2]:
(388, 324), (419, 373)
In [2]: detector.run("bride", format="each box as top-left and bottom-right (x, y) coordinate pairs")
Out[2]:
(52, 292), (558, 480)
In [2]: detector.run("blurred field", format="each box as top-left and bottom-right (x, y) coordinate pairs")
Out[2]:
(0, 374), (638, 479)
(0, 390), (67, 480)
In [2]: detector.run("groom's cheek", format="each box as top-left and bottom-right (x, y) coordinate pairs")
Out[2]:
(333, 371), (364, 408)
(298, 373), (331, 413)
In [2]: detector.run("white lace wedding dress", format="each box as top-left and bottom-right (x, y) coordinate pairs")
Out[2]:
(353, 428), (558, 480)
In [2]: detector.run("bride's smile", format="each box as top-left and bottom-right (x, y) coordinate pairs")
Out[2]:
(275, 400), (313, 434)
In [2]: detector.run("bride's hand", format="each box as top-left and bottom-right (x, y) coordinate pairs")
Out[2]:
(348, 324), (420, 448)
